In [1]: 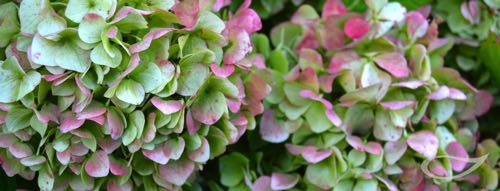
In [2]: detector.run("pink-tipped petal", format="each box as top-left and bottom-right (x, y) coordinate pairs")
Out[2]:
(85, 151), (110, 177)
(210, 63), (235, 78)
(259, 110), (288, 143)
(271, 173), (299, 190)
(374, 52), (410, 78)
(252, 176), (272, 191)
(380, 100), (415, 110)
(429, 86), (450, 100)
(60, 112), (85, 133)
(151, 97), (183, 115)
(159, 160), (195, 186)
(143, 146), (169, 165)
(446, 141), (469, 172)
(407, 130), (439, 160)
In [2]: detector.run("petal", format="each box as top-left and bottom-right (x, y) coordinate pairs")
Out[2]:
(446, 141), (469, 172)
(151, 97), (183, 115)
(252, 176), (272, 191)
(428, 86), (450, 100)
(380, 100), (415, 110)
(84, 151), (110, 177)
(109, 156), (129, 176)
(407, 130), (439, 160)
(60, 112), (85, 133)
(143, 146), (169, 165)
(322, 0), (347, 18)
(344, 18), (371, 39)
(374, 52), (410, 78)
(392, 80), (425, 89)
(210, 63), (235, 78)
(406, 11), (428, 39)
(271, 173), (299, 190)
(159, 160), (195, 186)
(259, 110), (288, 143)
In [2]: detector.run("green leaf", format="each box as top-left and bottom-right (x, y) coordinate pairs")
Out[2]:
(30, 115), (47, 137)
(430, 99), (456, 124)
(348, 150), (366, 167)
(390, 0), (433, 11)
(252, 33), (271, 57)
(191, 90), (227, 125)
(65, 0), (114, 23)
(270, 22), (303, 49)
(123, 110), (144, 146)
(479, 34), (500, 84)
(38, 164), (54, 191)
(130, 62), (163, 92)
(219, 152), (249, 187)
(268, 49), (289, 74)
(90, 43), (122, 68)
(116, 79), (145, 105)
(0, 57), (42, 102)
(31, 30), (91, 73)
(79, 14), (106, 43)
(305, 157), (336, 189)
(305, 102), (333, 133)
(176, 62), (210, 96)
(19, 0), (49, 34)
(0, 3), (19, 48)
(353, 179), (378, 191)
(138, 0), (175, 11)
(374, 108), (402, 141)
(6, 107), (33, 133)
(195, 11), (225, 33)
(114, 12), (148, 33)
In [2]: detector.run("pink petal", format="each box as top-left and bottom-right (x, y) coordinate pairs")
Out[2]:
(43, 72), (69, 82)
(374, 52), (410, 78)
(392, 80), (425, 89)
(285, 144), (332, 164)
(109, 157), (129, 176)
(8, 142), (32, 158)
(0, 134), (17, 148)
(88, 115), (105, 125)
(428, 38), (449, 52)
(346, 136), (382, 155)
(85, 151), (110, 177)
(56, 149), (71, 165)
(380, 100), (415, 110)
(259, 110), (288, 143)
(143, 146), (169, 165)
(163, 138), (185, 160)
(344, 18), (370, 39)
(384, 140), (407, 165)
(188, 137), (210, 163)
(210, 63), (235, 78)
(461, 0), (480, 24)
(429, 160), (448, 177)
(75, 76), (91, 97)
(319, 75), (335, 93)
(446, 141), (469, 172)
(252, 176), (272, 191)
(407, 130), (439, 160)
(151, 97), (183, 115)
(110, 54), (141, 88)
(76, 103), (107, 120)
(129, 28), (175, 53)
(270, 173), (299, 190)
(325, 109), (342, 127)
(320, 18), (345, 50)
(97, 138), (121, 154)
(143, 112), (157, 143)
(448, 88), (467, 100)
(428, 86), (450, 100)
(106, 26), (118, 38)
(172, 0), (201, 28)
(406, 11), (429, 39)
(107, 109), (124, 140)
(186, 110), (201, 135)
(226, 98), (241, 113)
(159, 160), (195, 186)
(213, 0), (231, 11)
(474, 90), (493, 116)
(60, 112), (85, 133)
(322, 0), (347, 18)
(223, 29), (252, 65)
(227, 6), (262, 34)
(110, 6), (154, 24)
(70, 142), (89, 156)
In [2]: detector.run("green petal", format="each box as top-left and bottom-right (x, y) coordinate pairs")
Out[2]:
(65, 0), (114, 23)
(90, 43), (122, 68)
(116, 79), (145, 105)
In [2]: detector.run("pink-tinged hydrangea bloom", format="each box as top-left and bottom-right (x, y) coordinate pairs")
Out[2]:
(344, 18), (371, 39)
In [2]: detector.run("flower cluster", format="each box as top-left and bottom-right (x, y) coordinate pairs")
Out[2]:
(214, 0), (499, 190)
(0, 0), (267, 190)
